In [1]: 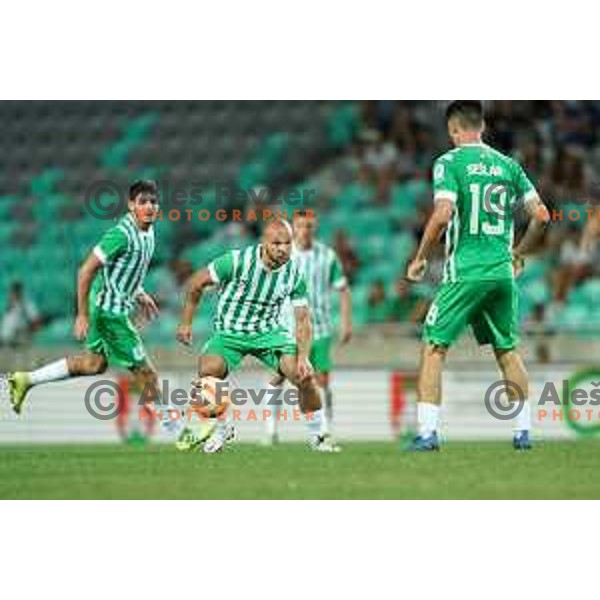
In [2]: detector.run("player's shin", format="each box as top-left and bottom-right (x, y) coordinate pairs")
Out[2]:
(417, 400), (440, 437)
(510, 399), (531, 434)
(416, 345), (445, 438)
(28, 358), (70, 386)
(299, 382), (330, 441)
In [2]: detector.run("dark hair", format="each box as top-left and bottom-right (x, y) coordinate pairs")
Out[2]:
(446, 101), (484, 130)
(293, 209), (316, 219)
(129, 179), (159, 200)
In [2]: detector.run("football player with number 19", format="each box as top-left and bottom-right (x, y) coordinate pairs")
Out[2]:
(406, 101), (549, 451)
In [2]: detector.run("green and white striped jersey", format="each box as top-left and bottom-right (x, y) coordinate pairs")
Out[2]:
(282, 241), (347, 340)
(92, 214), (155, 315)
(208, 245), (308, 335)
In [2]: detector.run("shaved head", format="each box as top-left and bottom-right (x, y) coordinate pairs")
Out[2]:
(264, 217), (293, 238)
(261, 218), (293, 269)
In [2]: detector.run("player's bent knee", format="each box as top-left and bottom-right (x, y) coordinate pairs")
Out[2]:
(198, 355), (227, 379)
(86, 354), (108, 375)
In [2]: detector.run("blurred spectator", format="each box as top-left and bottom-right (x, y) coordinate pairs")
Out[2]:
(366, 280), (388, 324)
(388, 277), (430, 324)
(540, 146), (594, 204)
(359, 129), (397, 202)
(525, 303), (552, 364)
(485, 100), (517, 152)
(551, 224), (592, 303)
(156, 259), (193, 314)
(333, 229), (360, 283)
(1, 282), (42, 347)
(513, 133), (544, 182)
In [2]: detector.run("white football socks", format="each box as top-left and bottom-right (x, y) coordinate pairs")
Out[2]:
(307, 409), (324, 440)
(417, 402), (440, 437)
(511, 399), (531, 433)
(28, 359), (70, 386)
(265, 383), (282, 439)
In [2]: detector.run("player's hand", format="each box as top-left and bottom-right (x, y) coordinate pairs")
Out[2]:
(406, 258), (427, 282)
(137, 292), (160, 321)
(296, 356), (313, 383)
(176, 323), (193, 346)
(339, 323), (353, 345)
(74, 314), (89, 341)
(512, 253), (525, 278)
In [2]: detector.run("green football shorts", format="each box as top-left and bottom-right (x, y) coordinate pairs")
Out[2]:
(86, 308), (148, 369)
(311, 336), (333, 373)
(423, 279), (519, 350)
(202, 330), (297, 375)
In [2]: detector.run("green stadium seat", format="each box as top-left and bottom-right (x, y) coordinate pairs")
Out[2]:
(390, 184), (424, 222)
(238, 161), (269, 191)
(0, 195), (20, 219)
(389, 233), (416, 267)
(327, 103), (359, 149)
(356, 261), (400, 287)
(180, 240), (228, 269)
(520, 258), (548, 283)
(30, 168), (64, 196)
(573, 279), (600, 304)
(144, 266), (171, 296)
(555, 304), (589, 330)
(333, 182), (375, 208)
(101, 112), (159, 168)
(523, 279), (550, 305)
(345, 209), (392, 237)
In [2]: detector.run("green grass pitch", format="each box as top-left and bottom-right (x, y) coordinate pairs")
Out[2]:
(1, 440), (599, 499)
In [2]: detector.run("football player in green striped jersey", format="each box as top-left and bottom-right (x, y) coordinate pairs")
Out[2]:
(7, 180), (160, 418)
(176, 218), (337, 452)
(265, 211), (352, 444)
(406, 101), (549, 451)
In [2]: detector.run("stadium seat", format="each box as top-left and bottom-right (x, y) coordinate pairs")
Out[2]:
(332, 182), (376, 208)
(523, 279), (550, 305)
(554, 304), (589, 331)
(327, 103), (359, 148)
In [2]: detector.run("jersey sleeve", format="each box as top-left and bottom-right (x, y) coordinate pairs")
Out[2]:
(329, 252), (348, 290)
(290, 269), (309, 307)
(208, 251), (235, 284)
(93, 227), (128, 264)
(432, 156), (459, 204)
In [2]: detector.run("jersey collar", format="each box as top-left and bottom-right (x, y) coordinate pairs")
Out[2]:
(124, 212), (151, 236)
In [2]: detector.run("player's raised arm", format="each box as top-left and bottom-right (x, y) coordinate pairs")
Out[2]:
(74, 251), (103, 340)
